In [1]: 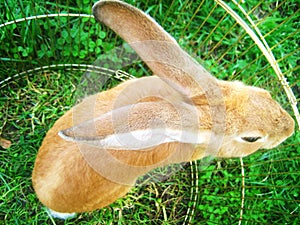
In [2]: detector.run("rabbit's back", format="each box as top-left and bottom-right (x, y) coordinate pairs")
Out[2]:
(32, 77), (196, 213)
(32, 81), (135, 212)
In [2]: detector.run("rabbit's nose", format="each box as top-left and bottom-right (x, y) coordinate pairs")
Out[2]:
(285, 123), (295, 137)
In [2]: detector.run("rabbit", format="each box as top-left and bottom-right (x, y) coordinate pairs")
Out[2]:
(32, 0), (294, 219)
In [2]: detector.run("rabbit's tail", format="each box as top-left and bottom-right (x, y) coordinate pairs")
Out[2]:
(47, 208), (76, 220)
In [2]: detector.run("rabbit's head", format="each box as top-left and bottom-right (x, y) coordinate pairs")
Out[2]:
(202, 80), (295, 158)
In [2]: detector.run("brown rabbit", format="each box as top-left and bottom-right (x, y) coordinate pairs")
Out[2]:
(32, 0), (294, 219)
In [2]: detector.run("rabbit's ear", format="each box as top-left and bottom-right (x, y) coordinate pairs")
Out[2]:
(59, 75), (206, 150)
(92, 0), (217, 96)
(106, 76), (189, 109)
(59, 99), (205, 150)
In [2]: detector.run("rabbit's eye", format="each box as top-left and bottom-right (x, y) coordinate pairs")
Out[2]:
(241, 137), (261, 143)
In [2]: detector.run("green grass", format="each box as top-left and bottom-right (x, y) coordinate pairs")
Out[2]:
(1, 0), (299, 224)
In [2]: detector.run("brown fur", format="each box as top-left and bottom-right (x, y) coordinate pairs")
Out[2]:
(32, 77), (294, 213)
(32, 80), (195, 212)
(32, 0), (294, 214)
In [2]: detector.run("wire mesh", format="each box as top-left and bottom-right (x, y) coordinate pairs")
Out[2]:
(0, 0), (299, 224)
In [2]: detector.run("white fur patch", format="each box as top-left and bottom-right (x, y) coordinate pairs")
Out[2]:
(47, 208), (76, 220)
(60, 128), (211, 150)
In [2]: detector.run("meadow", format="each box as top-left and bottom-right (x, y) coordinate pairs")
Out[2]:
(0, 0), (299, 224)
